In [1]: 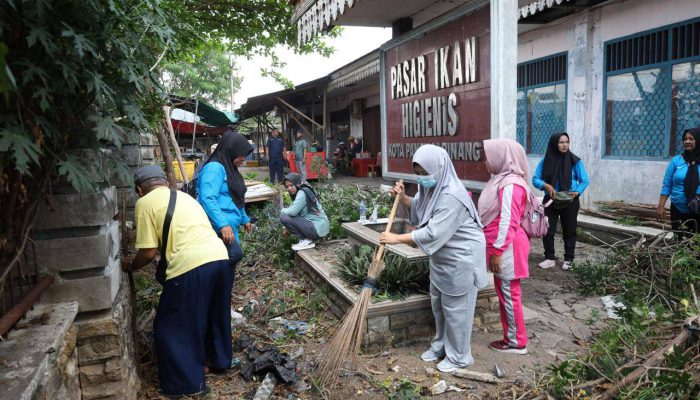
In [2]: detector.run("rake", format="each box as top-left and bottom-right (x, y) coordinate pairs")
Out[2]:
(315, 180), (403, 387)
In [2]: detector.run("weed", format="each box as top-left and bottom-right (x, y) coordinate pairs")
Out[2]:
(614, 215), (640, 226)
(243, 172), (258, 180)
(573, 259), (613, 296)
(389, 378), (423, 400)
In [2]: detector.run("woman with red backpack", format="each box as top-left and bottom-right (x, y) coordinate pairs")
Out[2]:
(478, 138), (531, 355)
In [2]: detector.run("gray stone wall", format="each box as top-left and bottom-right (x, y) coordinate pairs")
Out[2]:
(24, 131), (156, 399)
(0, 302), (80, 400)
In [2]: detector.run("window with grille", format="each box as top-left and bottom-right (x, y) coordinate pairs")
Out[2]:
(516, 53), (568, 154)
(604, 18), (700, 158)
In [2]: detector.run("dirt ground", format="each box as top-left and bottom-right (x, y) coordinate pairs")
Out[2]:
(137, 235), (612, 400)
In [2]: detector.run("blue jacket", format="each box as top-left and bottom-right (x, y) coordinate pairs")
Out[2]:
(532, 159), (590, 194)
(661, 155), (700, 214)
(197, 161), (250, 241)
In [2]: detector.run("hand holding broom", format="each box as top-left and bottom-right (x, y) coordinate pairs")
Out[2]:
(315, 180), (403, 387)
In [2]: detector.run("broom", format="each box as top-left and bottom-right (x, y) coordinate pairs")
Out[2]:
(315, 180), (403, 387)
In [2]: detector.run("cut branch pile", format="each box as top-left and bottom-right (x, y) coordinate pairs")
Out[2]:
(582, 201), (669, 229)
(485, 233), (700, 399)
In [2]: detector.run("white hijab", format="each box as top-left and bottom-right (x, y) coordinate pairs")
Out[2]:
(412, 145), (481, 227)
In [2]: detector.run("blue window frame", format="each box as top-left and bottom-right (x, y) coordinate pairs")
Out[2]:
(604, 18), (700, 159)
(516, 53), (568, 155)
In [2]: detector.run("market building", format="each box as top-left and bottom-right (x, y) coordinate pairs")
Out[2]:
(287, 0), (700, 207)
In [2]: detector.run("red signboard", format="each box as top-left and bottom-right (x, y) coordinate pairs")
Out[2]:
(382, 5), (490, 183)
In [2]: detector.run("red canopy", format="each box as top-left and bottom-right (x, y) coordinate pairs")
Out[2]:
(170, 119), (230, 136)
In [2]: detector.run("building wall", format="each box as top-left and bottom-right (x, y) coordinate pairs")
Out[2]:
(517, 0), (700, 207)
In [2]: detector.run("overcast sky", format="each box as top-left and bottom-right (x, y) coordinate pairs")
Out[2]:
(233, 26), (392, 108)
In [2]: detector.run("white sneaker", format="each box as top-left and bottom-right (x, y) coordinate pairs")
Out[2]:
(291, 239), (315, 251)
(562, 261), (573, 270)
(539, 259), (556, 269)
(436, 358), (465, 373)
(420, 349), (444, 362)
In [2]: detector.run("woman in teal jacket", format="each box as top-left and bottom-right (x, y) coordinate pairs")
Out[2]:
(198, 131), (254, 268)
(657, 128), (700, 234)
(532, 132), (589, 270)
(280, 173), (329, 251)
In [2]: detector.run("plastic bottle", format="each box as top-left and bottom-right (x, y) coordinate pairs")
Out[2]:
(359, 200), (367, 223)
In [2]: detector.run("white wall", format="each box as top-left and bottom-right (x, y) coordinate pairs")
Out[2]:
(517, 0), (700, 207)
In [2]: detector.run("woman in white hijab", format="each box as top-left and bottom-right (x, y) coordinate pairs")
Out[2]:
(380, 145), (488, 372)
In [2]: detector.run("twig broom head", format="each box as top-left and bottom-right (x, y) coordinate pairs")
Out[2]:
(314, 180), (402, 387)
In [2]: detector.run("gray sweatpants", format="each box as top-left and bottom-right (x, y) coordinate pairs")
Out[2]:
(429, 282), (479, 367)
(295, 160), (307, 181)
(280, 214), (319, 241)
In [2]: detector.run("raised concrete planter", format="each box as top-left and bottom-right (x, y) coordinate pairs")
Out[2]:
(295, 243), (501, 350)
(0, 302), (80, 400)
(577, 214), (670, 245)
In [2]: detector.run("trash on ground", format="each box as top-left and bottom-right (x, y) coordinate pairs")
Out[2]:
(429, 380), (448, 395)
(236, 334), (299, 384)
(231, 309), (246, 325)
(601, 295), (625, 319)
(493, 364), (506, 378)
(252, 372), (277, 400)
(269, 317), (309, 335)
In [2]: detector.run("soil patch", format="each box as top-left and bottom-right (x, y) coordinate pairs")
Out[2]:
(137, 236), (612, 399)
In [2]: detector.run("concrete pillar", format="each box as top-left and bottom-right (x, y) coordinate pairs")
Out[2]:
(568, 11), (596, 208)
(490, 0), (518, 140)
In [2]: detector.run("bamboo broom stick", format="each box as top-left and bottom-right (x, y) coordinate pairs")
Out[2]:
(316, 180), (403, 387)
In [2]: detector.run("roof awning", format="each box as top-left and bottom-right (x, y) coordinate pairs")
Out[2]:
(518, 0), (609, 24)
(327, 58), (380, 92)
(170, 119), (230, 137)
(167, 95), (238, 127)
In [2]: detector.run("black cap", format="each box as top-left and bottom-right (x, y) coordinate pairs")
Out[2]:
(134, 165), (166, 186)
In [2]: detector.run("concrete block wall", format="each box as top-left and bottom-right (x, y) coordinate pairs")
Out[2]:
(28, 131), (157, 399)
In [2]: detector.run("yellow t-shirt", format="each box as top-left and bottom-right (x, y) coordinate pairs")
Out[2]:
(135, 187), (229, 280)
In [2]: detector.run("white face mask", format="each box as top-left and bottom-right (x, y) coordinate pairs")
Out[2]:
(415, 167), (442, 189)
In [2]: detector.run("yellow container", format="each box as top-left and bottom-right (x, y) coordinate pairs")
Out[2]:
(163, 161), (196, 182)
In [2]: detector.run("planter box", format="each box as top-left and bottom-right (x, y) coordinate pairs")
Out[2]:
(295, 242), (501, 350)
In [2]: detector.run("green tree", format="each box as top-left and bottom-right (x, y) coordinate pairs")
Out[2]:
(161, 44), (241, 108)
(0, 0), (336, 282)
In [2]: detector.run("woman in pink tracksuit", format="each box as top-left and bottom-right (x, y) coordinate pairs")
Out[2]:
(477, 138), (531, 354)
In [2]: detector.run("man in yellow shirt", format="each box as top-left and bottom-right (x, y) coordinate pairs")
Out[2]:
(123, 165), (231, 397)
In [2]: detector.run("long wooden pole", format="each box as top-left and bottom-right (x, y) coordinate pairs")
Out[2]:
(155, 125), (177, 189)
(276, 96), (323, 129)
(163, 106), (189, 185)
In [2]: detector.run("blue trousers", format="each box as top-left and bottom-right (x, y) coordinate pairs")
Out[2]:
(269, 158), (284, 184)
(154, 259), (232, 396)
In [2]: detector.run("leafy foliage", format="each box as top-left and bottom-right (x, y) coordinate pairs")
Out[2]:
(539, 234), (700, 398)
(0, 0), (336, 281)
(161, 44), (241, 107)
(337, 244), (429, 299)
(389, 378), (423, 400)
(314, 183), (393, 240)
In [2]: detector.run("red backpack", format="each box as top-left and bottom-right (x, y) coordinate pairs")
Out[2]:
(521, 189), (550, 238)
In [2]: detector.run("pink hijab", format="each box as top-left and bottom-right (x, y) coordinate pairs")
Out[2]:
(478, 138), (530, 226)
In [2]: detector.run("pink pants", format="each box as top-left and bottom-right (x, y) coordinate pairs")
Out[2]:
(494, 277), (528, 348)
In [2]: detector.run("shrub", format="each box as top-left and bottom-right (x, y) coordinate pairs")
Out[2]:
(336, 244), (429, 299)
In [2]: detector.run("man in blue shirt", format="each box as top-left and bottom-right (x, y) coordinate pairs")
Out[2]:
(266, 128), (285, 184)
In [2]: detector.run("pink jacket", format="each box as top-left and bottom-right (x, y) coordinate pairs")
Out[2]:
(483, 184), (530, 280)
